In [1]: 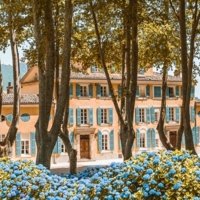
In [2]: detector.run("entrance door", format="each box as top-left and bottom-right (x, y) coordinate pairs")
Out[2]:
(80, 135), (90, 159)
(169, 131), (177, 148)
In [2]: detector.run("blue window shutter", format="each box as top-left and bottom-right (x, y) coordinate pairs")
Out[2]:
(89, 84), (93, 97)
(30, 132), (36, 156)
(190, 86), (195, 99)
(151, 107), (155, 123)
(197, 127), (200, 145)
(98, 130), (102, 152)
(175, 86), (179, 97)
(53, 140), (58, 153)
(58, 137), (62, 154)
(97, 108), (101, 125)
(118, 85), (122, 97)
(146, 108), (151, 123)
(70, 83), (73, 97)
(154, 86), (161, 97)
(88, 108), (93, 125)
(109, 130), (114, 151)
(136, 129), (140, 148)
(76, 108), (81, 126)
(146, 85), (150, 97)
(181, 132), (185, 146)
(192, 127), (196, 145)
(147, 129), (151, 148)
(166, 107), (169, 123)
(190, 107), (195, 122)
(69, 132), (74, 145)
(16, 133), (21, 156)
(175, 107), (180, 122)
(151, 129), (156, 148)
(135, 107), (139, 124)
(76, 84), (80, 97)
(96, 84), (101, 97)
(166, 87), (169, 97)
(136, 86), (139, 97)
(109, 108), (113, 124)
(68, 108), (73, 126)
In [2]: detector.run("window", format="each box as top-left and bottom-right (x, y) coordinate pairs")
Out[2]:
(0, 134), (5, 142)
(169, 107), (175, 121)
(21, 140), (30, 155)
(139, 108), (145, 123)
(154, 109), (160, 122)
(100, 86), (107, 97)
(61, 144), (67, 153)
(80, 86), (88, 97)
(81, 109), (88, 124)
(0, 115), (6, 122)
(140, 133), (145, 148)
(21, 113), (30, 122)
(168, 87), (175, 97)
(154, 86), (161, 97)
(102, 133), (109, 150)
(101, 109), (108, 124)
(139, 86), (146, 97)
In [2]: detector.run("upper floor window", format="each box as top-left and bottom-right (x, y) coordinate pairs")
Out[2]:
(21, 140), (30, 155)
(101, 86), (107, 97)
(80, 86), (88, 97)
(97, 108), (113, 125)
(0, 134), (6, 142)
(154, 109), (160, 122)
(169, 107), (175, 121)
(77, 108), (93, 126)
(167, 87), (175, 98)
(139, 108), (145, 123)
(154, 86), (161, 98)
(81, 109), (88, 124)
(76, 84), (93, 98)
(97, 84), (110, 98)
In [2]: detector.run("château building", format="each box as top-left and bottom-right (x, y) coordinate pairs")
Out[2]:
(0, 66), (199, 163)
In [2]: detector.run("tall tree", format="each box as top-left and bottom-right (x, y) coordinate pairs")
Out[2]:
(33, 0), (76, 172)
(170, 0), (200, 153)
(89, 0), (138, 160)
(0, 0), (21, 157)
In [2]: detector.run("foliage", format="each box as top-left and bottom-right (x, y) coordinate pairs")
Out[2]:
(0, 151), (200, 199)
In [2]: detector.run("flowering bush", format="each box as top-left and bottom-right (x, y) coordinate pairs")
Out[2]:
(0, 151), (200, 199)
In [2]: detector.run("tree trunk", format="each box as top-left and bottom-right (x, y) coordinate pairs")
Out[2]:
(157, 64), (174, 150)
(0, 4), (21, 157)
(179, 0), (197, 154)
(0, 61), (2, 118)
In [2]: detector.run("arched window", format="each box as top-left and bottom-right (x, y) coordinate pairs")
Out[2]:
(21, 113), (30, 122)
(140, 132), (146, 148)
(102, 132), (109, 150)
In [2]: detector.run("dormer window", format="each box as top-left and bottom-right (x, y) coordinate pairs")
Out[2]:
(91, 66), (98, 73)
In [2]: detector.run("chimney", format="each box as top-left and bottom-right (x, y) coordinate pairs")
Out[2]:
(7, 82), (13, 94)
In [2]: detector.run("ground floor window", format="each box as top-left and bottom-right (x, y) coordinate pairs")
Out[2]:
(102, 133), (109, 150)
(0, 134), (6, 142)
(21, 140), (30, 155)
(61, 143), (67, 153)
(140, 132), (145, 148)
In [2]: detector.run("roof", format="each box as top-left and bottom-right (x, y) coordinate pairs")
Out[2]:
(2, 94), (39, 105)
(70, 71), (182, 82)
(21, 66), (182, 83)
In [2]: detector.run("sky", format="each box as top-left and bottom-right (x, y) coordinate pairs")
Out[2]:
(0, 48), (200, 98)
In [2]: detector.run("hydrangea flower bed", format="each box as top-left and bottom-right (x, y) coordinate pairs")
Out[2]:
(0, 151), (200, 199)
